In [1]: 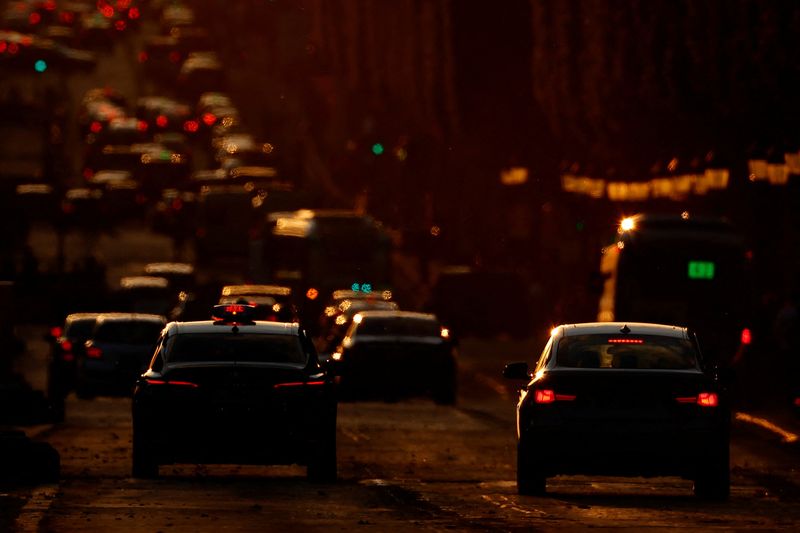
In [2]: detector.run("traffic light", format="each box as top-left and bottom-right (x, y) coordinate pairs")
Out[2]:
(34, 59), (47, 73)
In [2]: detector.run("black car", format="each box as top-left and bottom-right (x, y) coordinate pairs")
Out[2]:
(131, 305), (337, 480)
(46, 312), (100, 420)
(77, 313), (166, 398)
(503, 322), (730, 499)
(331, 311), (457, 404)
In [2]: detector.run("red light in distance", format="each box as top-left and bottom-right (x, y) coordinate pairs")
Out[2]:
(86, 346), (103, 359)
(155, 115), (168, 128)
(0, 42), (7, 54)
(114, 20), (127, 31)
(29, 12), (41, 24)
(128, 7), (139, 19)
(183, 120), (199, 133)
(274, 381), (326, 389)
(169, 51), (180, 63)
(137, 120), (148, 132)
(101, 5), (114, 18)
(202, 113), (216, 126)
(90, 121), (102, 133)
(740, 328), (752, 346)
(50, 326), (63, 338)
(225, 305), (246, 314)
(137, 51), (148, 62)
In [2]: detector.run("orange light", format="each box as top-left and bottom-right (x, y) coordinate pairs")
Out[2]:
(741, 328), (752, 346)
(306, 288), (319, 300)
(156, 115), (168, 128)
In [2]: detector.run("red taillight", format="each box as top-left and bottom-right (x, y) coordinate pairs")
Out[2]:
(534, 389), (575, 403)
(274, 381), (326, 389)
(676, 393), (719, 407)
(794, 398), (800, 407)
(114, 20), (126, 31)
(169, 51), (181, 63)
(90, 121), (102, 133)
(145, 379), (198, 388)
(59, 340), (73, 353)
(138, 51), (148, 63)
(29, 12), (41, 25)
(535, 389), (555, 403)
(137, 120), (148, 132)
(741, 328), (752, 346)
(697, 392), (718, 407)
(86, 346), (103, 359)
(101, 5), (114, 18)
(50, 326), (63, 338)
(128, 7), (140, 19)
(183, 120), (199, 133)
(202, 113), (216, 126)
(171, 198), (183, 211)
(156, 115), (168, 128)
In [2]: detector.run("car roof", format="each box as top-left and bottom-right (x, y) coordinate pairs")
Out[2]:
(165, 321), (300, 335)
(95, 313), (166, 323)
(355, 310), (439, 321)
(553, 322), (688, 339)
(221, 284), (292, 297)
(144, 262), (194, 275)
(119, 276), (170, 289)
(65, 312), (102, 322)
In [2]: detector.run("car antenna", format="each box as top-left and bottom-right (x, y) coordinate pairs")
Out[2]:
(620, 324), (631, 334)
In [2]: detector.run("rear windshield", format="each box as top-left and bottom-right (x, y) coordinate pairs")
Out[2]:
(555, 334), (698, 370)
(94, 321), (164, 344)
(165, 333), (306, 364)
(65, 318), (96, 339)
(357, 317), (440, 337)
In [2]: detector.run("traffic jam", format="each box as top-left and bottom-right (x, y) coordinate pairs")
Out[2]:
(2, 1), (800, 530)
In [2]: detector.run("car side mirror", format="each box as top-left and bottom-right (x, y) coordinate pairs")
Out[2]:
(503, 362), (530, 380)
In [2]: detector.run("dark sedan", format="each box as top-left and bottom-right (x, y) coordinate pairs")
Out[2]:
(131, 305), (337, 480)
(503, 322), (730, 499)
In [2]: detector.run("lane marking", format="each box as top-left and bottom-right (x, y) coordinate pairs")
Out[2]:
(735, 412), (799, 443)
(481, 493), (547, 517)
(14, 484), (59, 533)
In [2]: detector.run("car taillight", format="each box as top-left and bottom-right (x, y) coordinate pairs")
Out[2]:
(202, 113), (216, 126)
(137, 120), (148, 132)
(740, 328), (752, 346)
(534, 389), (575, 403)
(274, 381), (326, 389)
(90, 121), (102, 133)
(676, 392), (719, 407)
(86, 346), (103, 359)
(156, 115), (168, 128)
(794, 397), (800, 407)
(50, 326), (63, 338)
(145, 379), (198, 388)
(183, 120), (199, 133)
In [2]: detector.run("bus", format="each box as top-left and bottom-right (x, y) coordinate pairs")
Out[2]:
(597, 213), (752, 367)
(253, 209), (393, 327)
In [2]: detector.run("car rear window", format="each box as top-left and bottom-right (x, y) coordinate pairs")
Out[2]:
(65, 318), (96, 339)
(165, 333), (306, 364)
(357, 317), (440, 337)
(555, 334), (699, 370)
(94, 321), (164, 344)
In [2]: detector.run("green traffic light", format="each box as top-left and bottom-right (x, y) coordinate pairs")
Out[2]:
(34, 59), (47, 72)
(371, 143), (384, 156)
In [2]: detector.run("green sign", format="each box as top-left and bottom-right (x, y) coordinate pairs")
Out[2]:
(688, 261), (715, 280)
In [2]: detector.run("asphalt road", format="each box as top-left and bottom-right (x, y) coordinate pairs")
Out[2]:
(5, 314), (800, 531)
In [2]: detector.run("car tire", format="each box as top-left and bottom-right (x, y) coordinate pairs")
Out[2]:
(517, 438), (546, 496)
(693, 442), (730, 500)
(132, 432), (158, 479)
(307, 422), (337, 482)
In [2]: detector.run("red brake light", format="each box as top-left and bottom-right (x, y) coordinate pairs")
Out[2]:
(741, 328), (752, 346)
(202, 113), (216, 126)
(29, 12), (41, 24)
(128, 7), (140, 19)
(101, 5), (114, 18)
(607, 338), (644, 344)
(183, 120), (199, 133)
(697, 392), (718, 407)
(137, 120), (148, 132)
(535, 389), (555, 404)
(50, 326), (63, 338)
(156, 115), (168, 128)
(676, 393), (719, 407)
(59, 340), (73, 353)
(86, 346), (103, 359)
(145, 379), (198, 388)
(534, 389), (575, 403)
(114, 20), (126, 31)
(274, 381), (326, 389)
(90, 121), (102, 133)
